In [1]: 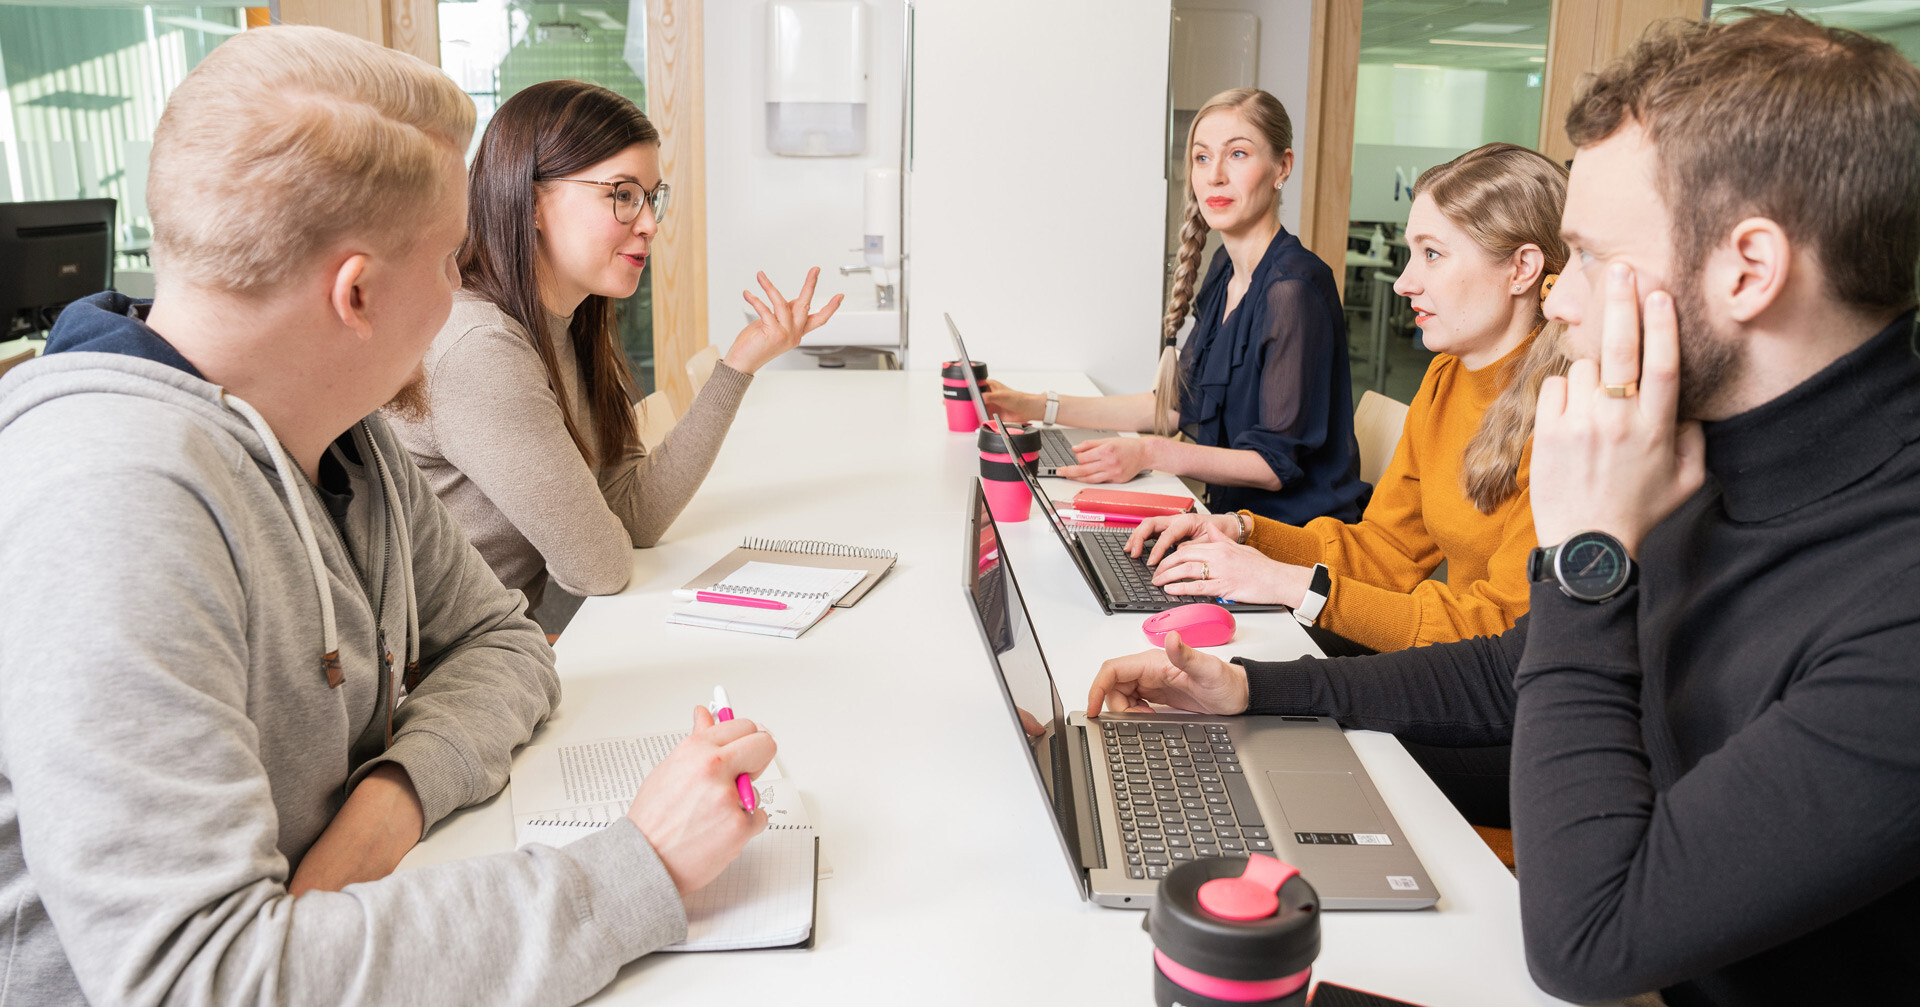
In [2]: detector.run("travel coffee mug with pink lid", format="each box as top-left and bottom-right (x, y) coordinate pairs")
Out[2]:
(1145, 854), (1320, 1006)
(942, 359), (989, 432)
(978, 421), (1041, 522)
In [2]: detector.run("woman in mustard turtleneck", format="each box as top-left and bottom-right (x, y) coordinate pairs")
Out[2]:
(1128, 143), (1571, 655)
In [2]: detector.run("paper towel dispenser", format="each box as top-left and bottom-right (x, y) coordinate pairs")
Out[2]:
(766, 0), (870, 157)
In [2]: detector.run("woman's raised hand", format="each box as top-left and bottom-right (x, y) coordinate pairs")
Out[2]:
(726, 268), (845, 375)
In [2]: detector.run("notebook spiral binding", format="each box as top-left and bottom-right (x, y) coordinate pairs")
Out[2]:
(523, 818), (808, 831)
(709, 582), (831, 601)
(741, 537), (897, 560)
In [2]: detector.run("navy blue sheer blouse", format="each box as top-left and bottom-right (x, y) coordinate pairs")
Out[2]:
(1178, 227), (1369, 524)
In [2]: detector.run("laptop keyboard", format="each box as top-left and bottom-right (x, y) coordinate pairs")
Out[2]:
(1085, 531), (1178, 606)
(1099, 720), (1273, 881)
(1037, 428), (1079, 470)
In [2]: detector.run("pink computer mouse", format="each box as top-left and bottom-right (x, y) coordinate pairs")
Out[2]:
(1142, 603), (1236, 648)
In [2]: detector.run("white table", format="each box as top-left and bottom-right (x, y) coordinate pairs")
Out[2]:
(402, 369), (1588, 1006)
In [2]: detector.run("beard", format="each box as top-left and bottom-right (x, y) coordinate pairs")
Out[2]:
(1666, 258), (1745, 421)
(385, 372), (430, 422)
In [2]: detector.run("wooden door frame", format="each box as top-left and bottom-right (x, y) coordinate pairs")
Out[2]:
(644, 0), (708, 415)
(1298, 0), (1361, 298)
(276, 1), (438, 64)
(1537, 0), (1707, 165)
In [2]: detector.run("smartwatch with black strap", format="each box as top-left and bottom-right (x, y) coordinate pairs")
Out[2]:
(1292, 563), (1332, 626)
(1528, 530), (1636, 603)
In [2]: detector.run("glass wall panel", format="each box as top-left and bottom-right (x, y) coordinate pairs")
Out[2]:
(0, 2), (246, 294)
(1344, 0), (1550, 402)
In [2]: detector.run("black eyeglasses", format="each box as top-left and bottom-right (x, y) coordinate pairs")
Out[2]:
(547, 177), (671, 225)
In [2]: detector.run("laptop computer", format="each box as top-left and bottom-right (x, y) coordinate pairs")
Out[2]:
(944, 312), (1120, 477)
(989, 421), (1287, 615)
(962, 478), (1438, 910)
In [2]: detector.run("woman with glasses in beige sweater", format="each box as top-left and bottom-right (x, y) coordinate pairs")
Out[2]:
(388, 80), (839, 634)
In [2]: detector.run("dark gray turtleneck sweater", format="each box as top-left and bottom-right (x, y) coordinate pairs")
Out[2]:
(1240, 313), (1920, 1005)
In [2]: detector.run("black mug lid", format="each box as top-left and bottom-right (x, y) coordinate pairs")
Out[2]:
(941, 359), (989, 381)
(1145, 856), (1320, 981)
(979, 420), (1041, 455)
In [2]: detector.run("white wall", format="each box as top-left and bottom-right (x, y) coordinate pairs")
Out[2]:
(908, 0), (1172, 393)
(704, 0), (907, 358)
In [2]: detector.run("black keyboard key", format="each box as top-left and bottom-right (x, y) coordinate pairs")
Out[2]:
(1148, 866), (1167, 880)
(1243, 828), (1268, 840)
(1183, 725), (1209, 742)
(1171, 849), (1193, 861)
(1130, 866), (1146, 879)
(1196, 845), (1220, 857)
(1249, 838), (1274, 852)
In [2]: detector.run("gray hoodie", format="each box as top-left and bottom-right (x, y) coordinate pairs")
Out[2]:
(0, 351), (686, 1005)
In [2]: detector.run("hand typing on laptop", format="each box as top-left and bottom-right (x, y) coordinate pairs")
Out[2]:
(1151, 524), (1314, 606)
(1056, 436), (1154, 483)
(1086, 633), (1250, 718)
(1126, 512), (1244, 563)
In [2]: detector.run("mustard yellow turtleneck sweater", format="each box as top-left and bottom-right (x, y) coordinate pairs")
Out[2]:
(1243, 342), (1537, 652)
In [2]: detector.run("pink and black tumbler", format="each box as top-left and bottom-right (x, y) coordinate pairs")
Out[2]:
(1145, 854), (1320, 1007)
(942, 359), (989, 432)
(978, 421), (1041, 522)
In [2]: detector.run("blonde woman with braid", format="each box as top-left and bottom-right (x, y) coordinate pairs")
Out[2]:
(1126, 143), (1572, 655)
(983, 88), (1368, 524)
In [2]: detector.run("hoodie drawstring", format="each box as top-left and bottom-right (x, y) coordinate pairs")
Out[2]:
(223, 392), (343, 688)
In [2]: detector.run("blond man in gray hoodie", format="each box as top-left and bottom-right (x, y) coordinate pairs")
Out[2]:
(0, 26), (771, 1006)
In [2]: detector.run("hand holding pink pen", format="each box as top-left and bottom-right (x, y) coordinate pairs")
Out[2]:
(709, 686), (758, 812)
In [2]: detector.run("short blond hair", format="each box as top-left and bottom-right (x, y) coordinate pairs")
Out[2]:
(149, 25), (475, 293)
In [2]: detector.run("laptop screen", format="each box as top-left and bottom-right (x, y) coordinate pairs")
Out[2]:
(989, 418), (1110, 599)
(962, 479), (1089, 890)
(944, 313), (990, 425)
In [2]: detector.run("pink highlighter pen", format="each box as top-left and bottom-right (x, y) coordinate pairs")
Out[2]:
(710, 686), (758, 813)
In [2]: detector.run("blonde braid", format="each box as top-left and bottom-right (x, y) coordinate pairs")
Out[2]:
(1154, 195), (1210, 435)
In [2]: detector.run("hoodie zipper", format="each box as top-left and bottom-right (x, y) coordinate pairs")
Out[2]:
(324, 434), (394, 744)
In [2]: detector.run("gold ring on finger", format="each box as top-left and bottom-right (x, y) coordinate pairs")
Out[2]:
(1603, 382), (1639, 398)
(1201, 562), (1211, 580)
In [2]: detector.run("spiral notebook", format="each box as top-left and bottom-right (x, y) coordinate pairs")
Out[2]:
(680, 537), (897, 609)
(510, 732), (819, 952)
(667, 562), (867, 638)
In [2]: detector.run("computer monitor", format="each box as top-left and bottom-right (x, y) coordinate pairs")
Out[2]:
(0, 198), (116, 339)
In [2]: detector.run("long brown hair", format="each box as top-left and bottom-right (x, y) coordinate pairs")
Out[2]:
(1413, 143), (1572, 513)
(459, 80), (658, 468)
(1155, 88), (1294, 436)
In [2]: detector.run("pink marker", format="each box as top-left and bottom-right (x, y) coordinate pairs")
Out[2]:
(698, 591), (786, 611)
(710, 686), (758, 812)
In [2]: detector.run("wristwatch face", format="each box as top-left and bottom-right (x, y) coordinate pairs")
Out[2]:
(1555, 531), (1630, 601)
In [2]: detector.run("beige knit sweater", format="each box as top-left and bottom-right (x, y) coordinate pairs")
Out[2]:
(389, 292), (751, 621)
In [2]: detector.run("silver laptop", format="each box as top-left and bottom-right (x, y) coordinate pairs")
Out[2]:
(990, 421), (1287, 615)
(944, 312), (1120, 477)
(963, 479), (1438, 910)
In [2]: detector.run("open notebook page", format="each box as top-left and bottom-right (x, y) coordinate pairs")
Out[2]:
(510, 734), (817, 951)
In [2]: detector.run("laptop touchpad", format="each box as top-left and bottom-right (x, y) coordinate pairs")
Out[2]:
(1264, 772), (1384, 833)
